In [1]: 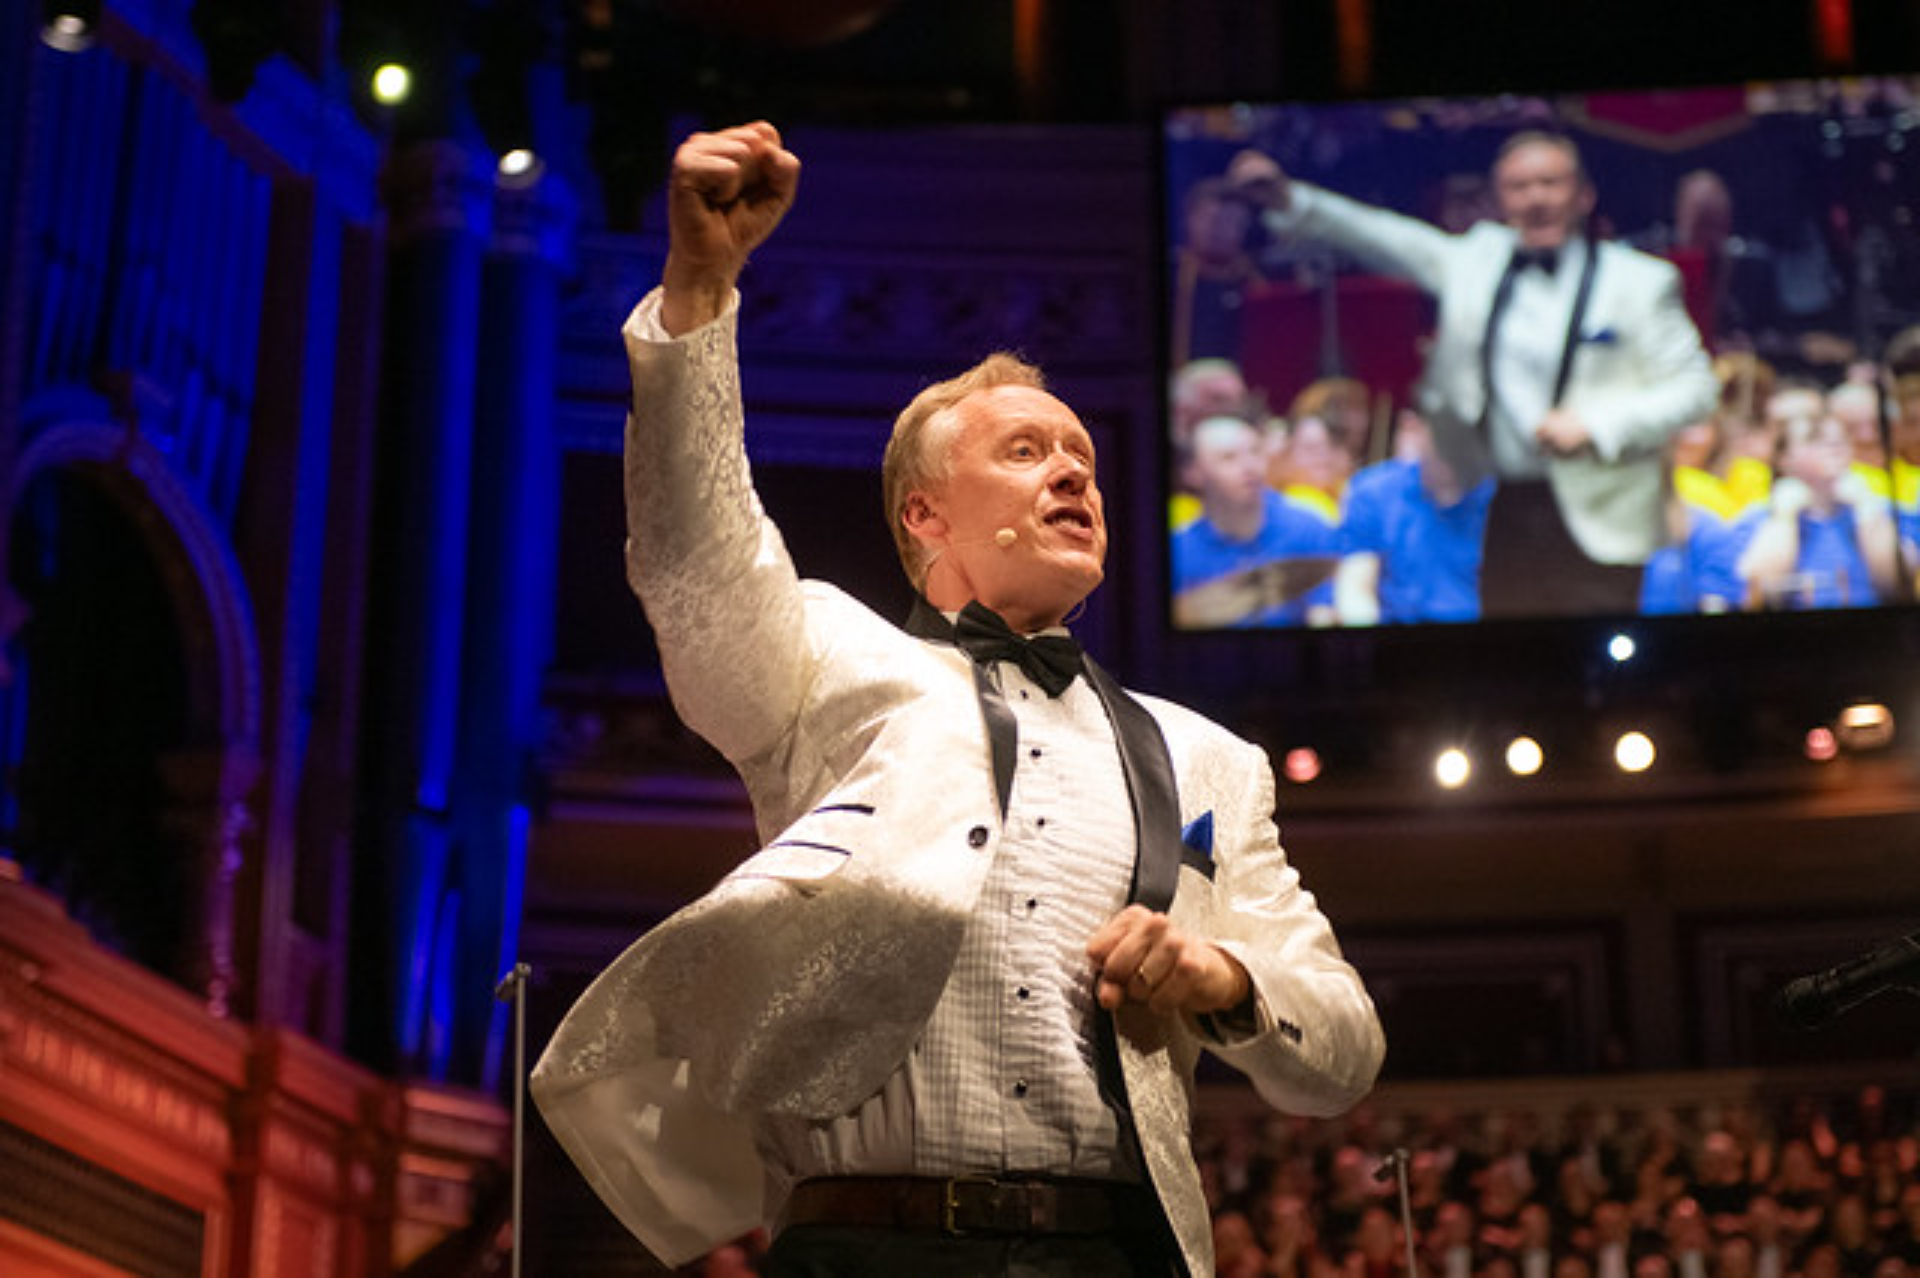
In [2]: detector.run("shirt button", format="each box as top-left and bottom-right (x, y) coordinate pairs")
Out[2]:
(1026, 898), (1038, 911)
(1035, 816), (1047, 829)
(1013, 1080), (1029, 1098)
(967, 825), (989, 848)
(1029, 747), (1042, 759)
(1016, 986), (1031, 1000)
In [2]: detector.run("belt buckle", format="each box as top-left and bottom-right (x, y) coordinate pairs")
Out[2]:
(941, 1175), (999, 1236)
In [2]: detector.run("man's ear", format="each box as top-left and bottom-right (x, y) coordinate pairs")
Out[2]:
(902, 490), (947, 545)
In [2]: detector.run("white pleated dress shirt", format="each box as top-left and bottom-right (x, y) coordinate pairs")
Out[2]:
(754, 652), (1146, 1187)
(1486, 237), (1592, 480)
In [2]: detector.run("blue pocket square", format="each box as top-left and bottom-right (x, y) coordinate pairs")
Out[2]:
(1180, 812), (1215, 879)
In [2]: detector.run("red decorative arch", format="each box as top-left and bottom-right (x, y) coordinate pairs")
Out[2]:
(8, 404), (263, 1014)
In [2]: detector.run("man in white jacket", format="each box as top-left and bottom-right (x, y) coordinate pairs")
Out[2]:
(532, 122), (1384, 1277)
(1235, 131), (1718, 616)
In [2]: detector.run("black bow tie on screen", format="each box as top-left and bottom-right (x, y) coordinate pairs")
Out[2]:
(1512, 245), (1560, 275)
(952, 601), (1084, 697)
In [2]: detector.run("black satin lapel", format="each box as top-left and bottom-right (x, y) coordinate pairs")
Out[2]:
(1082, 655), (1182, 913)
(1550, 239), (1602, 409)
(904, 593), (1019, 819)
(972, 664), (1019, 819)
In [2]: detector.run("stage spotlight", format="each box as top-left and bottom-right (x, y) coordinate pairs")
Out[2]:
(469, 1), (545, 189)
(1804, 726), (1839, 762)
(1614, 731), (1655, 773)
(1835, 702), (1894, 751)
(1607, 632), (1637, 663)
(496, 147), (545, 187)
(1434, 747), (1471, 790)
(1282, 747), (1321, 785)
(41, 0), (99, 52)
(371, 62), (414, 106)
(1505, 736), (1544, 777)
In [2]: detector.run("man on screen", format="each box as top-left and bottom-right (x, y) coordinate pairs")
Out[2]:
(532, 122), (1383, 1277)
(1231, 131), (1719, 617)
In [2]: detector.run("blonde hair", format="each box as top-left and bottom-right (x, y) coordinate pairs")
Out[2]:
(1712, 351), (1775, 422)
(1288, 376), (1370, 424)
(881, 352), (1047, 590)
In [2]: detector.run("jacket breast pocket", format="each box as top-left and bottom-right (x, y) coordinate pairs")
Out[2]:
(728, 801), (876, 891)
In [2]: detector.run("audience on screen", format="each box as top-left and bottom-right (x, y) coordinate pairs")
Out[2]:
(1631, 169), (1785, 359)
(1333, 411), (1495, 626)
(1172, 176), (1270, 366)
(1291, 376), (1387, 478)
(1890, 374), (1920, 563)
(1272, 414), (1354, 520)
(1159, 228), (1920, 628)
(1171, 356), (1265, 531)
(1733, 409), (1901, 610)
(1640, 354), (1779, 614)
(1172, 414), (1341, 627)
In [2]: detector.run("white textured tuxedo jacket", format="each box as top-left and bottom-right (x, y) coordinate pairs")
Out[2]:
(1270, 184), (1718, 564)
(531, 291), (1384, 1274)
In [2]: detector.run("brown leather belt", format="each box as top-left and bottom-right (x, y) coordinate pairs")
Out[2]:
(780, 1174), (1153, 1237)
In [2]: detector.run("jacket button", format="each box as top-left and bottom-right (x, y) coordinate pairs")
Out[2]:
(968, 825), (989, 848)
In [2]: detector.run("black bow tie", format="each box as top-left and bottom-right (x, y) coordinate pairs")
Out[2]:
(1513, 245), (1560, 275)
(952, 601), (1083, 698)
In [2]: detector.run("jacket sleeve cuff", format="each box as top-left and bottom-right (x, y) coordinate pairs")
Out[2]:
(625, 286), (742, 345)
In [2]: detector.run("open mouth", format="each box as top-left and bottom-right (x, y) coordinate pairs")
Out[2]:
(1043, 508), (1095, 533)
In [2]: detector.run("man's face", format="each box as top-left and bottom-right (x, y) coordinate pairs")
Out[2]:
(1174, 364), (1249, 433)
(1282, 417), (1345, 493)
(1779, 416), (1853, 490)
(910, 385), (1107, 631)
(1828, 389), (1880, 453)
(1189, 418), (1269, 511)
(1671, 417), (1721, 470)
(1767, 388), (1823, 433)
(1494, 141), (1594, 250)
(1895, 393), (1920, 463)
(1185, 194), (1253, 263)
(1675, 175), (1732, 250)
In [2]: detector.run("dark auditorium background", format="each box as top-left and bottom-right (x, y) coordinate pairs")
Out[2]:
(3, 1), (1920, 1274)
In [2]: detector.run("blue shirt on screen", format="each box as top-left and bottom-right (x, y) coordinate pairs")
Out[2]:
(1172, 488), (1339, 627)
(1639, 513), (1755, 615)
(1721, 504), (1881, 610)
(1337, 458), (1493, 624)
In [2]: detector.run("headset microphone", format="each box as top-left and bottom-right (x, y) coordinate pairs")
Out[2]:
(930, 529), (1021, 565)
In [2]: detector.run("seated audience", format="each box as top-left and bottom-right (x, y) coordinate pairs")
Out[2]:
(1174, 1085), (1918, 1278)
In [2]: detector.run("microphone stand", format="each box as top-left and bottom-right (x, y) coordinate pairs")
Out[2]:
(493, 962), (531, 1278)
(1377, 1147), (1419, 1278)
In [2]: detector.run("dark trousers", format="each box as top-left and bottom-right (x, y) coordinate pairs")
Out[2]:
(765, 1224), (1181, 1277)
(1480, 479), (1644, 618)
